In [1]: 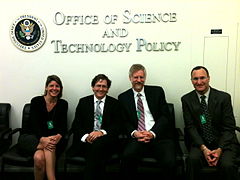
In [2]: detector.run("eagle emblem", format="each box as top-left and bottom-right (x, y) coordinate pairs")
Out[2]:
(19, 20), (35, 40)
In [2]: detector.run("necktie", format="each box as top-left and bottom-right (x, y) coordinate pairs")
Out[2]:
(200, 95), (215, 144)
(94, 100), (102, 130)
(137, 93), (146, 131)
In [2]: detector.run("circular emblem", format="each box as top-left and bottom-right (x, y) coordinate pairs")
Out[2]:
(10, 15), (47, 52)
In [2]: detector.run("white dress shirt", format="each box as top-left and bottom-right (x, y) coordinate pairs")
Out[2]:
(81, 95), (107, 142)
(132, 87), (156, 138)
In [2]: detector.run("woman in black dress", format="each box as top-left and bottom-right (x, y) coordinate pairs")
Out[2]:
(18, 75), (68, 180)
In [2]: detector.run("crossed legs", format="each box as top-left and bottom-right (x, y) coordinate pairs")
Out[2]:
(33, 149), (56, 180)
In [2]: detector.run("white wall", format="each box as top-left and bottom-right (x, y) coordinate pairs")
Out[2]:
(0, 0), (240, 132)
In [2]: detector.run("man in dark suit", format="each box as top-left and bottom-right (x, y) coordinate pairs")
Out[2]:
(118, 64), (176, 180)
(68, 74), (121, 180)
(181, 66), (239, 180)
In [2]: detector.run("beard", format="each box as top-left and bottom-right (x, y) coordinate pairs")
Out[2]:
(133, 82), (144, 91)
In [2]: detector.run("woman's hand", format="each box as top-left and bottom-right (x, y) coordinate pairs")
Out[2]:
(40, 136), (56, 152)
(49, 134), (62, 144)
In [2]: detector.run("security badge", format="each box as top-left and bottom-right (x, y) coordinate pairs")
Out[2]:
(137, 110), (141, 119)
(200, 115), (207, 124)
(97, 115), (102, 125)
(47, 121), (54, 129)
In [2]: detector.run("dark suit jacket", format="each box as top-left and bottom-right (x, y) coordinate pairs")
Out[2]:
(71, 94), (121, 144)
(118, 85), (172, 139)
(181, 87), (238, 150)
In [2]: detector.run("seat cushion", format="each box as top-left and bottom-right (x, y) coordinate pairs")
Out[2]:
(2, 145), (33, 167)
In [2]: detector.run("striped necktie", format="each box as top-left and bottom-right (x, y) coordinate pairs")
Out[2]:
(137, 93), (146, 131)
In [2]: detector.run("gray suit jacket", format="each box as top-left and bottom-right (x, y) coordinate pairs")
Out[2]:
(181, 87), (238, 149)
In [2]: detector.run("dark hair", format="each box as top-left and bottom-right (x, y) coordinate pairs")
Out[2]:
(191, 66), (209, 77)
(129, 64), (146, 77)
(44, 75), (63, 98)
(91, 74), (111, 88)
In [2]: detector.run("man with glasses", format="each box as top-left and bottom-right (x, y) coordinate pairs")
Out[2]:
(181, 66), (239, 180)
(68, 74), (121, 180)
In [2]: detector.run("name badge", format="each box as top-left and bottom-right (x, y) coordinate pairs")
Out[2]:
(47, 121), (54, 129)
(137, 110), (141, 119)
(200, 115), (207, 124)
(97, 115), (102, 125)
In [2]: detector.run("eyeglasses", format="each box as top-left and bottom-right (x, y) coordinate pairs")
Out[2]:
(94, 84), (108, 89)
(191, 76), (208, 81)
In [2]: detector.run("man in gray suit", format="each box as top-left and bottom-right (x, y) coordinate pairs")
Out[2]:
(181, 66), (239, 180)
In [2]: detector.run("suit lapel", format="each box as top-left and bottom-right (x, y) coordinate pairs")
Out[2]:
(127, 89), (137, 118)
(89, 95), (95, 121)
(189, 91), (202, 125)
(102, 95), (109, 121)
(208, 88), (217, 117)
(144, 86), (154, 113)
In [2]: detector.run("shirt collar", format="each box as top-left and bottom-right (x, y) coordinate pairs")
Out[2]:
(196, 87), (210, 100)
(94, 95), (106, 103)
(132, 86), (145, 98)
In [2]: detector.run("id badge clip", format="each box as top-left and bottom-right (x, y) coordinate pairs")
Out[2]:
(200, 115), (207, 124)
(47, 120), (54, 129)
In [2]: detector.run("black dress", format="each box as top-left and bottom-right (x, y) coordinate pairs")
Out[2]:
(18, 96), (68, 156)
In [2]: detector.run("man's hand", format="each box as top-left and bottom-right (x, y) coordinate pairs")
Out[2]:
(201, 145), (222, 166)
(134, 131), (154, 143)
(86, 131), (103, 143)
(208, 148), (222, 166)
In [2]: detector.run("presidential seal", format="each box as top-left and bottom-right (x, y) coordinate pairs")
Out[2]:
(10, 15), (47, 52)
